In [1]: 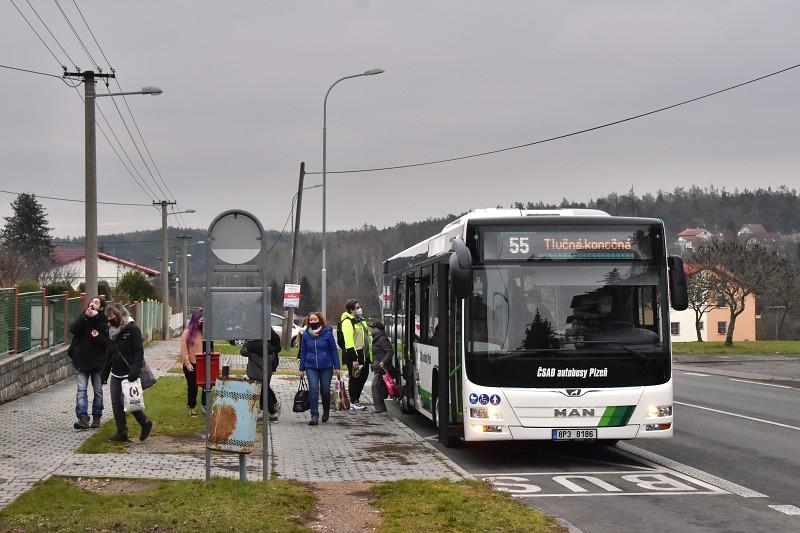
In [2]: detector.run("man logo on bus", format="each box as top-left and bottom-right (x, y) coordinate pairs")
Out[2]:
(489, 394), (501, 405)
(469, 393), (479, 405)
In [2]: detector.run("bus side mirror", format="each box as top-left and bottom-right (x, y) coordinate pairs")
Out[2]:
(668, 256), (688, 311)
(449, 238), (472, 299)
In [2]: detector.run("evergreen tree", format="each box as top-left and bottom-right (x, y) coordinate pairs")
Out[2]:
(0, 193), (54, 281)
(298, 274), (316, 315)
(114, 271), (157, 302)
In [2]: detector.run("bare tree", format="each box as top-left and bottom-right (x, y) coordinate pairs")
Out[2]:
(686, 269), (718, 342)
(38, 261), (81, 287)
(761, 257), (800, 338)
(692, 241), (784, 345)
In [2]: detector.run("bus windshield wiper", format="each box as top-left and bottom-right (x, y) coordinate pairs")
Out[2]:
(578, 340), (648, 360)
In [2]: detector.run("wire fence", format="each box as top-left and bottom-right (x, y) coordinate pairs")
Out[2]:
(0, 286), (175, 357)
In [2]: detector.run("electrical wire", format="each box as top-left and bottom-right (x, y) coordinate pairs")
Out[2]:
(8, 0), (66, 69)
(70, 0), (112, 70)
(22, 0), (79, 69)
(265, 205), (295, 254)
(0, 189), (152, 206)
(53, 0), (100, 70)
(53, 239), (161, 244)
(0, 63), (79, 87)
(306, 62), (800, 176)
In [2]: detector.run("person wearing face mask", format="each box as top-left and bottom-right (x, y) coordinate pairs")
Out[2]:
(180, 310), (205, 417)
(102, 303), (154, 443)
(298, 311), (341, 425)
(68, 295), (108, 430)
(369, 321), (394, 414)
(241, 326), (282, 421)
(339, 299), (372, 411)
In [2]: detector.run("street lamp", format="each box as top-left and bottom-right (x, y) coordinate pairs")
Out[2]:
(321, 68), (384, 316)
(79, 74), (163, 298)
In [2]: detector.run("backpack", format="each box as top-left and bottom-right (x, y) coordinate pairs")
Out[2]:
(336, 316), (353, 350)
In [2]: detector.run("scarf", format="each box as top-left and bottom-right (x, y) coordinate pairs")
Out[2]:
(307, 325), (323, 338)
(109, 316), (134, 340)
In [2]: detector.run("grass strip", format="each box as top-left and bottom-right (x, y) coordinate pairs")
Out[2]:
(78, 376), (204, 454)
(672, 340), (800, 354)
(372, 479), (564, 533)
(0, 477), (314, 533)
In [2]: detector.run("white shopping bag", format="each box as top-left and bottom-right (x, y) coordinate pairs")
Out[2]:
(122, 378), (145, 412)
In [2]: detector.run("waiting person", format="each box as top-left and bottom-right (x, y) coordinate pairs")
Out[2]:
(340, 299), (372, 411)
(102, 303), (154, 443)
(241, 327), (282, 421)
(369, 321), (394, 414)
(298, 311), (340, 425)
(68, 295), (108, 430)
(180, 310), (205, 417)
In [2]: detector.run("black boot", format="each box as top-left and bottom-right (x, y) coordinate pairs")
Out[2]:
(140, 419), (154, 442)
(322, 409), (330, 423)
(73, 415), (90, 430)
(308, 416), (319, 426)
(90, 416), (101, 429)
(108, 432), (129, 442)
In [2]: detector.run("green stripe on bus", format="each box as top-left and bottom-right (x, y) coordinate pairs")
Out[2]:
(599, 405), (635, 427)
(418, 388), (433, 411)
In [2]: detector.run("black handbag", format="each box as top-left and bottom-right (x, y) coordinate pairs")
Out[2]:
(119, 351), (157, 390)
(293, 376), (310, 412)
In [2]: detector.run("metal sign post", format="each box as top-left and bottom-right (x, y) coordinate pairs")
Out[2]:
(204, 210), (271, 482)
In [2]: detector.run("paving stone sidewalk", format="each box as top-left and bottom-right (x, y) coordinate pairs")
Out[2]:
(0, 339), (463, 510)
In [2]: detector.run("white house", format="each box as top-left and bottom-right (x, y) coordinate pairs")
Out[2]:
(669, 307), (707, 342)
(43, 246), (159, 290)
(675, 227), (714, 252)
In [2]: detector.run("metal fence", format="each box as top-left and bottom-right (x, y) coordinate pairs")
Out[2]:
(0, 286), (175, 356)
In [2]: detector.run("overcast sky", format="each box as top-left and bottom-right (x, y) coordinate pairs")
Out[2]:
(2, 1), (799, 238)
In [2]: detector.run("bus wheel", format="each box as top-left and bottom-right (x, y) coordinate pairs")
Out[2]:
(600, 439), (619, 447)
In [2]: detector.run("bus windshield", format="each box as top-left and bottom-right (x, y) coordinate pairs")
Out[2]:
(466, 264), (668, 388)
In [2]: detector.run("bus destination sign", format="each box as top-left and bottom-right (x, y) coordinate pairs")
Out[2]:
(483, 229), (654, 261)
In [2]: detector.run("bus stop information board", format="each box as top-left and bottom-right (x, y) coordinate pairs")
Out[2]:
(283, 284), (300, 308)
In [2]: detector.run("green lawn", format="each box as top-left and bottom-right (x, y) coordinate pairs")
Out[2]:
(672, 340), (800, 354)
(0, 477), (314, 533)
(373, 479), (563, 533)
(78, 376), (204, 454)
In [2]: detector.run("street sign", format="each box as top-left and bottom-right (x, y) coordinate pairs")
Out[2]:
(283, 283), (301, 308)
(209, 212), (262, 265)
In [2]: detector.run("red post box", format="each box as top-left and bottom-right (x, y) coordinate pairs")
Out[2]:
(195, 352), (220, 387)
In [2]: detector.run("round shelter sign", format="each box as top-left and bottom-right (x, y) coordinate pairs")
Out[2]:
(209, 212), (262, 265)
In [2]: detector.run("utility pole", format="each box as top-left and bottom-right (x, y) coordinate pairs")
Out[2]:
(177, 235), (192, 324)
(155, 200), (176, 339)
(64, 70), (115, 298)
(173, 245), (181, 326)
(283, 162), (305, 347)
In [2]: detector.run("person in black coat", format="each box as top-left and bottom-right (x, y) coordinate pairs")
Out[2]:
(240, 327), (281, 421)
(369, 321), (394, 413)
(101, 303), (154, 443)
(68, 295), (108, 430)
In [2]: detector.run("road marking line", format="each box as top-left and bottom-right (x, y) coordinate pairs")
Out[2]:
(769, 504), (800, 515)
(422, 434), (438, 441)
(483, 470), (659, 476)
(514, 491), (726, 498)
(682, 372), (711, 377)
(728, 378), (795, 390)
(675, 401), (800, 431)
(616, 442), (768, 498)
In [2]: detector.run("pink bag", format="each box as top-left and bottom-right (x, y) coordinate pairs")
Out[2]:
(382, 372), (400, 398)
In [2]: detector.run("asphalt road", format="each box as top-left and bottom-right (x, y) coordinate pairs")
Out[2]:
(388, 367), (800, 532)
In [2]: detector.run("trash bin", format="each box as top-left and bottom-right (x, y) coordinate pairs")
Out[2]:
(207, 377), (260, 454)
(195, 352), (220, 387)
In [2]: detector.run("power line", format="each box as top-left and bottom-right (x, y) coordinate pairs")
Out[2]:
(9, 0), (66, 69)
(53, 239), (162, 244)
(53, 0), (100, 70)
(21, 0), (79, 69)
(0, 63), (80, 87)
(265, 205), (295, 254)
(70, 0), (113, 71)
(306, 62), (800, 176)
(0, 189), (152, 206)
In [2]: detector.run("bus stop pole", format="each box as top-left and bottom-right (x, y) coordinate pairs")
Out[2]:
(263, 287), (271, 481)
(204, 339), (211, 481)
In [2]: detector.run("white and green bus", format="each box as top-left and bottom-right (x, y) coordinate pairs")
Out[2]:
(383, 208), (688, 447)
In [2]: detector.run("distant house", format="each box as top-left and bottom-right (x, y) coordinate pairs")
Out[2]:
(669, 262), (757, 342)
(737, 223), (777, 244)
(42, 246), (159, 290)
(675, 227), (714, 252)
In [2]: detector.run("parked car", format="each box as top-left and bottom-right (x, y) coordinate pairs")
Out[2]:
(228, 313), (303, 347)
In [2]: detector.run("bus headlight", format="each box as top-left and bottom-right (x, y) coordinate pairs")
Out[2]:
(647, 404), (673, 418)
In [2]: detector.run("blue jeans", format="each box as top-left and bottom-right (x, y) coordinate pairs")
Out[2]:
(306, 367), (334, 418)
(76, 370), (103, 418)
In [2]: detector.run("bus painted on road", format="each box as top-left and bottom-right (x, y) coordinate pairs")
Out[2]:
(383, 208), (688, 447)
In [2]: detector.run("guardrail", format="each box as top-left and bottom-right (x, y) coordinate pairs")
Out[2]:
(0, 286), (176, 356)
